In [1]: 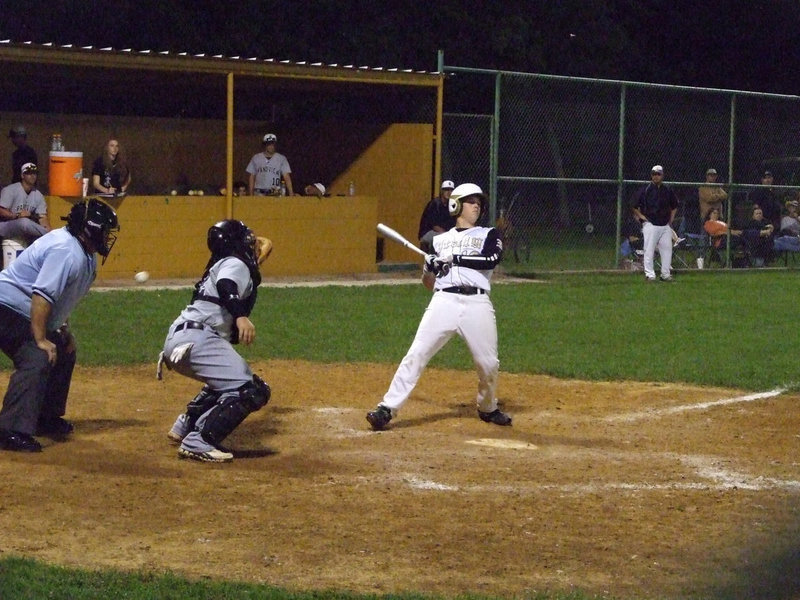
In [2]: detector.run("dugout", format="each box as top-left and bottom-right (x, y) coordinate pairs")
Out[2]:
(0, 41), (444, 280)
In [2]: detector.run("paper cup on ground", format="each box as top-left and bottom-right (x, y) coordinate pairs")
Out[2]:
(82, 177), (89, 197)
(696, 257), (704, 269)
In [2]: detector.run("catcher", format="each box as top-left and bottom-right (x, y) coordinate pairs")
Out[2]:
(157, 220), (273, 463)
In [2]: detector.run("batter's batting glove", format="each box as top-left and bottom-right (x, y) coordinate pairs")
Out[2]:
(433, 258), (451, 278)
(424, 254), (436, 273)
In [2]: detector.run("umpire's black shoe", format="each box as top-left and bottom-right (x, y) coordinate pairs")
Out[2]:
(478, 409), (513, 426)
(0, 430), (43, 452)
(36, 417), (74, 437)
(366, 405), (392, 431)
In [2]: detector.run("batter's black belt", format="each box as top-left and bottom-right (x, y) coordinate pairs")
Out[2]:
(174, 321), (209, 333)
(438, 286), (486, 295)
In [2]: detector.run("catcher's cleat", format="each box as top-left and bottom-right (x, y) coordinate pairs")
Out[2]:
(178, 447), (233, 463)
(36, 417), (74, 436)
(366, 405), (392, 431)
(478, 409), (512, 426)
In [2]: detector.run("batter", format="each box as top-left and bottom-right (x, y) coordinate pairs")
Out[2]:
(367, 183), (511, 430)
(158, 220), (272, 463)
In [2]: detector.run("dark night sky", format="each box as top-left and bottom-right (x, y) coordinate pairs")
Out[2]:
(2, 0), (799, 95)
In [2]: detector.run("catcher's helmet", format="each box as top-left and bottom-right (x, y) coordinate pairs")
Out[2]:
(448, 183), (487, 218)
(64, 199), (120, 262)
(207, 219), (257, 263)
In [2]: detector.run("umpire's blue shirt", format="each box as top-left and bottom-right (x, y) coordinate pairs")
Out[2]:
(0, 227), (96, 332)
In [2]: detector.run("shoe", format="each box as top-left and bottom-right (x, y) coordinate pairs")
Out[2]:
(36, 416), (74, 436)
(645, 277), (657, 282)
(660, 275), (674, 282)
(478, 409), (513, 426)
(167, 413), (190, 443)
(0, 430), (43, 452)
(366, 405), (392, 431)
(178, 446), (233, 463)
(673, 237), (685, 247)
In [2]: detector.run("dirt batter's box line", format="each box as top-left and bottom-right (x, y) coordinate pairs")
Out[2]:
(604, 387), (787, 423)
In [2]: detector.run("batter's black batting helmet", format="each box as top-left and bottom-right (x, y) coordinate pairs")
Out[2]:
(207, 219), (257, 263)
(64, 198), (120, 263)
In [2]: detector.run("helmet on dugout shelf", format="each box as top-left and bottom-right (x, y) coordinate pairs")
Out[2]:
(448, 183), (487, 218)
(64, 198), (120, 263)
(207, 219), (257, 264)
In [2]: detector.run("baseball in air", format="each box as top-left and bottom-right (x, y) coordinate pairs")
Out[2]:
(170, 189), (177, 196)
(134, 271), (150, 283)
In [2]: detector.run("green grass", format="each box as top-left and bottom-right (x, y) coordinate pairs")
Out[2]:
(0, 557), (613, 600)
(3, 270), (799, 599)
(12, 269), (794, 391)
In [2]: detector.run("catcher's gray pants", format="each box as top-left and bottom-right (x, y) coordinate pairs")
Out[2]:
(0, 305), (75, 436)
(163, 323), (253, 453)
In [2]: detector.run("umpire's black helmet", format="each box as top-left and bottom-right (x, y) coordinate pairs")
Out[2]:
(64, 198), (120, 261)
(207, 219), (257, 263)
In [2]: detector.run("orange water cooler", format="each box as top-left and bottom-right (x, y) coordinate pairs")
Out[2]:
(48, 151), (83, 196)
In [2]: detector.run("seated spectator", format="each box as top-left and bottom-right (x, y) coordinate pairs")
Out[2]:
(92, 139), (131, 195)
(418, 180), (456, 253)
(774, 199), (800, 253)
(620, 214), (643, 270)
(0, 162), (50, 244)
(742, 205), (775, 267)
(232, 181), (247, 197)
(303, 183), (327, 197)
(703, 207), (743, 249)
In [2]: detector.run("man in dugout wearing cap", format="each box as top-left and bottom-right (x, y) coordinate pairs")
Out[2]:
(418, 180), (457, 253)
(0, 162), (50, 244)
(8, 125), (38, 184)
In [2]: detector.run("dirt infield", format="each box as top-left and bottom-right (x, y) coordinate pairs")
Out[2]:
(1, 360), (799, 599)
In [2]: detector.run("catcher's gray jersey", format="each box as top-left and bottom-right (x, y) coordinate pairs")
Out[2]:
(170, 256), (254, 342)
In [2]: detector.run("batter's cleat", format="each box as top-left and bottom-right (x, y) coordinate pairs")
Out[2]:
(660, 275), (675, 282)
(478, 409), (513, 426)
(36, 417), (74, 436)
(178, 446), (233, 463)
(366, 405), (392, 431)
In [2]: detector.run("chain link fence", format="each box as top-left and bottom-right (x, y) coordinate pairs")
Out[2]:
(441, 65), (800, 273)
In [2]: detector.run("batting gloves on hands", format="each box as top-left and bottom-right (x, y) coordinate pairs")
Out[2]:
(425, 253), (452, 278)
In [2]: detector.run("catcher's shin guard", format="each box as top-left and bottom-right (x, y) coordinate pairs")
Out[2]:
(185, 386), (222, 430)
(199, 376), (271, 446)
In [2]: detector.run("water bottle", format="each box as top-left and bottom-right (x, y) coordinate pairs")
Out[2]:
(280, 180), (287, 196)
(51, 134), (58, 152)
(348, 181), (355, 196)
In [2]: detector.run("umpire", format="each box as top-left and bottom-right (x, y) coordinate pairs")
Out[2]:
(631, 165), (680, 282)
(0, 198), (119, 452)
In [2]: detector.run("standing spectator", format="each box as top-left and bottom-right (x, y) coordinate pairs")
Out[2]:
(0, 163), (50, 243)
(8, 125), (37, 184)
(631, 165), (680, 282)
(0, 199), (120, 452)
(698, 167), (728, 221)
(91, 138), (131, 195)
(749, 170), (781, 230)
(366, 183), (511, 431)
(418, 180), (456, 252)
(742, 205), (775, 267)
(246, 133), (293, 196)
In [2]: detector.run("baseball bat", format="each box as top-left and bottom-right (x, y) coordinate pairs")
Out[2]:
(376, 223), (427, 257)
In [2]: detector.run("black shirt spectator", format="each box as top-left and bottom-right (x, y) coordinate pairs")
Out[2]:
(8, 126), (37, 184)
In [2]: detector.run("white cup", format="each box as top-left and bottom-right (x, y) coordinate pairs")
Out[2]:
(696, 257), (705, 269)
(81, 177), (89, 197)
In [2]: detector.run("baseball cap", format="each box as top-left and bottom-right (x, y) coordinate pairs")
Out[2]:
(21, 162), (37, 174)
(8, 125), (27, 138)
(763, 170), (773, 177)
(262, 133), (277, 144)
(651, 165), (664, 174)
(313, 183), (326, 195)
(441, 179), (455, 190)
(706, 168), (717, 175)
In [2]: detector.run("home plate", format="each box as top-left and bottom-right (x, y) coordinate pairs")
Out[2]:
(465, 438), (538, 450)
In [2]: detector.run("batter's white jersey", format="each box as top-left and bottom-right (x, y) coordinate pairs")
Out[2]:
(381, 225), (503, 414)
(246, 152), (291, 193)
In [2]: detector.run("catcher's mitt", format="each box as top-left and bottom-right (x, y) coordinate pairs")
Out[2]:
(255, 236), (273, 265)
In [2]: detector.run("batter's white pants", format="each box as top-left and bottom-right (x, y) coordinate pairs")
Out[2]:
(642, 222), (673, 279)
(381, 291), (499, 415)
